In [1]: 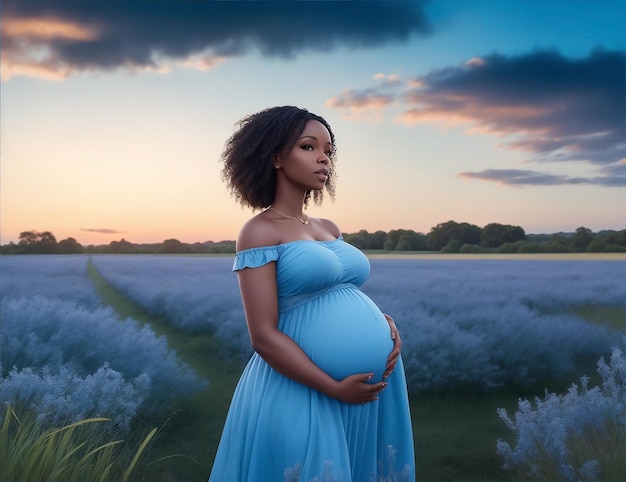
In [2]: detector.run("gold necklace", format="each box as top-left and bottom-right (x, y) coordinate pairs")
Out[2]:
(268, 207), (309, 225)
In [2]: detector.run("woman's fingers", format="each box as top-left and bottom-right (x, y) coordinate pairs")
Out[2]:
(383, 313), (402, 379)
(384, 350), (400, 379)
(338, 373), (388, 404)
(363, 380), (388, 402)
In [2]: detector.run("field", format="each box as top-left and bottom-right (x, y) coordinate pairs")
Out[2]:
(1, 253), (625, 481)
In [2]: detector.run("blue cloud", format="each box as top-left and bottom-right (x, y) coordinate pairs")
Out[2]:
(459, 168), (626, 188)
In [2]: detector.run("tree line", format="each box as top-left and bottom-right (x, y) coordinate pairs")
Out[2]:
(344, 222), (626, 254)
(2, 222), (626, 255)
(1, 231), (235, 255)
(345, 221), (525, 252)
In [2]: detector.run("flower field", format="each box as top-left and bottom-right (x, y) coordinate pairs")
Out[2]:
(90, 254), (623, 391)
(1, 253), (624, 480)
(0, 255), (205, 431)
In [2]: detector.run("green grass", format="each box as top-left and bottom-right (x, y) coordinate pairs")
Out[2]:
(571, 305), (625, 331)
(86, 259), (626, 481)
(567, 418), (626, 481)
(0, 403), (158, 482)
(411, 389), (520, 481)
(87, 259), (241, 480)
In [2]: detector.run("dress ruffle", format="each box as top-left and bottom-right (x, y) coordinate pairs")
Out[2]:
(232, 245), (281, 271)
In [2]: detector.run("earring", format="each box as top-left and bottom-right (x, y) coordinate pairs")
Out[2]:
(274, 165), (280, 169)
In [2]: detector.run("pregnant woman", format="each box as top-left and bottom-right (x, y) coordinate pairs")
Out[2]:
(208, 106), (414, 481)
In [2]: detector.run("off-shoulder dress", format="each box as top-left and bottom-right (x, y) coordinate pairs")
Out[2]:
(208, 237), (414, 482)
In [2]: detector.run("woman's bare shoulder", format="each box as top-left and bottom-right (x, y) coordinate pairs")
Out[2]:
(236, 213), (281, 251)
(313, 217), (342, 239)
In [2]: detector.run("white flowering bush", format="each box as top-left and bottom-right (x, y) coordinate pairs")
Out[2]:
(497, 338), (626, 481)
(90, 256), (623, 392)
(91, 255), (250, 354)
(364, 259), (621, 390)
(0, 257), (206, 431)
(0, 255), (101, 308)
(0, 363), (148, 430)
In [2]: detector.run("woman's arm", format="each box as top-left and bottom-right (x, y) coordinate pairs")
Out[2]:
(237, 262), (387, 404)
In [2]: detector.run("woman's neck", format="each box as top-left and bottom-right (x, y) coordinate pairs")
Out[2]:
(271, 186), (308, 216)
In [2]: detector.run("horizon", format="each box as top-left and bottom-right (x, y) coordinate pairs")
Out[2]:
(5, 223), (624, 248)
(1, 1), (624, 246)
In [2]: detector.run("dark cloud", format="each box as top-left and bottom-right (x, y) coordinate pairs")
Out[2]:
(81, 228), (124, 234)
(326, 48), (625, 188)
(459, 169), (626, 188)
(1, 0), (432, 79)
(400, 49), (626, 167)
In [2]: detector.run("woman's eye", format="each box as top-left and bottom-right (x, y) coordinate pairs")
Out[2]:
(301, 144), (313, 151)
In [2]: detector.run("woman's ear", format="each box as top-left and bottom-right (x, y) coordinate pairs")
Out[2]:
(273, 154), (281, 170)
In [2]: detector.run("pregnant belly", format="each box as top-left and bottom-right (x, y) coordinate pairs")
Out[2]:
(282, 287), (393, 382)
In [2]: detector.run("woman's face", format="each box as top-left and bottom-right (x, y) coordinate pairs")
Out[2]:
(275, 120), (333, 192)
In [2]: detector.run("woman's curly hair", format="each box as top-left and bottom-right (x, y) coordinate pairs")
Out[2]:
(220, 106), (337, 210)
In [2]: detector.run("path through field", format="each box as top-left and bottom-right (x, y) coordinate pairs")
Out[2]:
(88, 260), (240, 480)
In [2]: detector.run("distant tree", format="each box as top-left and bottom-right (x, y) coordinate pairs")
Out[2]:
(441, 239), (461, 253)
(460, 243), (480, 253)
(108, 238), (135, 254)
(38, 231), (57, 254)
(571, 227), (593, 251)
(161, 238), (188, 254)
(499, 242), (517, 253)
(603, 243), (626, 253)
(206, 242), (236, 253)
(0, 241), (17, 254)
(18, 230), (39, 253)
(595, 230), (626, 251)
(585, 230), (626, 252)
(586, 238), (606, 252)
(543, 234), (569, 253)
(18, 230), (57, 253)
(395, 231), (427, 251)
(369, 230), (387, 250)
(344, 230), (373, 250)
(190, 242), (208, 254)
(427, 221), (481, 251)
(382, 230), (402, 251)
(56, 237), (84, 254)
(481, 223), (526, 248)
(383, 229), (422, 251)
(517, 240), (541, 253)
(601, 232), (618, 246)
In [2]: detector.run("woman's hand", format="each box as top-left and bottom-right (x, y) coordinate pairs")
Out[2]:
(332, 373), (387, 404)
(383, 313), (401, 379)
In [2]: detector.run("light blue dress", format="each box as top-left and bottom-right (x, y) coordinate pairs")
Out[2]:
(208, 238), (414, 482)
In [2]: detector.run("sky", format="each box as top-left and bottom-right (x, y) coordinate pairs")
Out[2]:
(1, 0), (625, 246)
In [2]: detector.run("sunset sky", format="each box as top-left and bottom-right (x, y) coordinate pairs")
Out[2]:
(1, 0), (624, 246)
